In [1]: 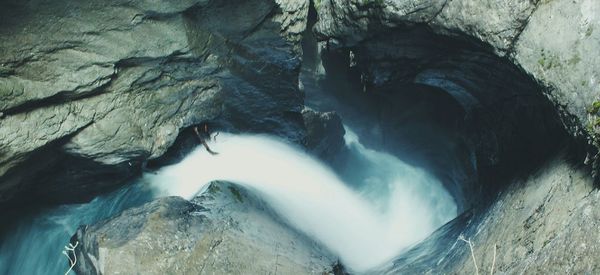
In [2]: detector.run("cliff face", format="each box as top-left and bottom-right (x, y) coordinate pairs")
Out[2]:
(313, 0), (600, 155)
(383, 157), (600, 274)
(1, 0), (596, 206)
(1, 0), (599, 273)
(0, 0), (310, 203)
(309, 1), (600, 273)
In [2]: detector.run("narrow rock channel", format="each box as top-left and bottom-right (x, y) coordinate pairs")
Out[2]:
(1, 0), (599, 274)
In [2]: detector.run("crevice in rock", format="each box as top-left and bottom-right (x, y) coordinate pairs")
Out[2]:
(506, 1), (541, 56)
(427, 0), (451, 24)
(1, 72), (116, 117)
(0, 120), (98, 204)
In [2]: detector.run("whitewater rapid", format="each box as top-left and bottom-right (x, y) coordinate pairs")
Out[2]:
(148, 128), (457, 272)
(0, 128), (456, 274)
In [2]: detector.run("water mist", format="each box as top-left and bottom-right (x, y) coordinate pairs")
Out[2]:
(149, 128), (457, 272)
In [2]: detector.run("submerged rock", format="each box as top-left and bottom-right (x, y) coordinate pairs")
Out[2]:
(72, 182), (337, 274)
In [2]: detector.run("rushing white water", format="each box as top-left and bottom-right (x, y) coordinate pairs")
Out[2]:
(0, 184), (154, 275)
(0, 128), (456, 274)
(149, 128), (457, 272)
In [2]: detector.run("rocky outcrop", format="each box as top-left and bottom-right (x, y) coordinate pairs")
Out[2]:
(301, 107), (345, 161)
(2, 0), (598, 273)
(308, 1), (600, 273)
(0, 0), (310, 203)
(309, 0), (592, 208)
(312, 0), (600, 160)
(309, 28), (572, 209)
(384, 157), (599, 274)
(71, 182), (337, 274)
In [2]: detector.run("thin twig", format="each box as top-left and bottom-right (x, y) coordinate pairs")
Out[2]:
(490, 243), (497, 275)
(194, 126), (219, 155)
(459, 235), (479, 275)
(62, 241), (79, 275)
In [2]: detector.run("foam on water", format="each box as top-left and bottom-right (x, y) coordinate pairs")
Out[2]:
(148, 128), (457, 272)
(0, 128), (456, 274)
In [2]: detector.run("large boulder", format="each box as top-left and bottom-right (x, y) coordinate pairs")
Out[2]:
(71, 182), (337, 274)
(0, 0), (310, 204)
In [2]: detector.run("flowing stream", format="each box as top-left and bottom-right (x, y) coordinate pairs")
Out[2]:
(149, 128), (456, 272)
(0, 183), (153, 275)
(0, 127), (456, 274)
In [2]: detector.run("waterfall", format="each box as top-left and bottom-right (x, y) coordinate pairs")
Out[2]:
(0, 127), (456, 274)
(148, 128), (457, 272)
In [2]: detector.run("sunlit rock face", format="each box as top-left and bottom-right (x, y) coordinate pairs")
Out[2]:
(0, 0), (309, 204)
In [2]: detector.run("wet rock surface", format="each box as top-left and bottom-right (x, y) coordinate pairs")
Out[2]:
(301, 107), (345, 162)
(308, 1), (600, 273)
(310, 0), (592, 208)
(384, 157), (599, 274)
(1, 0), (599, 274)
(313, 0), (600, 159)
(0, 0), (309, 204)
(310, 32), (572, 210)
(72, 182), (337, 275)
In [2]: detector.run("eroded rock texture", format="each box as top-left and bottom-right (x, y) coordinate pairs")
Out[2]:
(385, 157), (599, 274)
(310, 28), (571, 210)
(313, 0), (600, 159)
(308, 1), (600, 273)
(2, 0), (599, 273)
(0, 0), (309, 203)
(301, 107), (345, 162)
(71, 182), (336, 274)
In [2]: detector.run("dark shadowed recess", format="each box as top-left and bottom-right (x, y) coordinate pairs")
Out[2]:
(305, 20), (585, 211)
(301, 3), (590, 271)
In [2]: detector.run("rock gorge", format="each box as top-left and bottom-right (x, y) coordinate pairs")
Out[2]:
(1, 0), (599, 274)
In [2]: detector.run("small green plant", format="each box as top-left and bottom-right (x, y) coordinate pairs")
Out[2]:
(585, 26), (594, 37)
(586, 101), (600, 141)
(588, 101), (600, 114)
